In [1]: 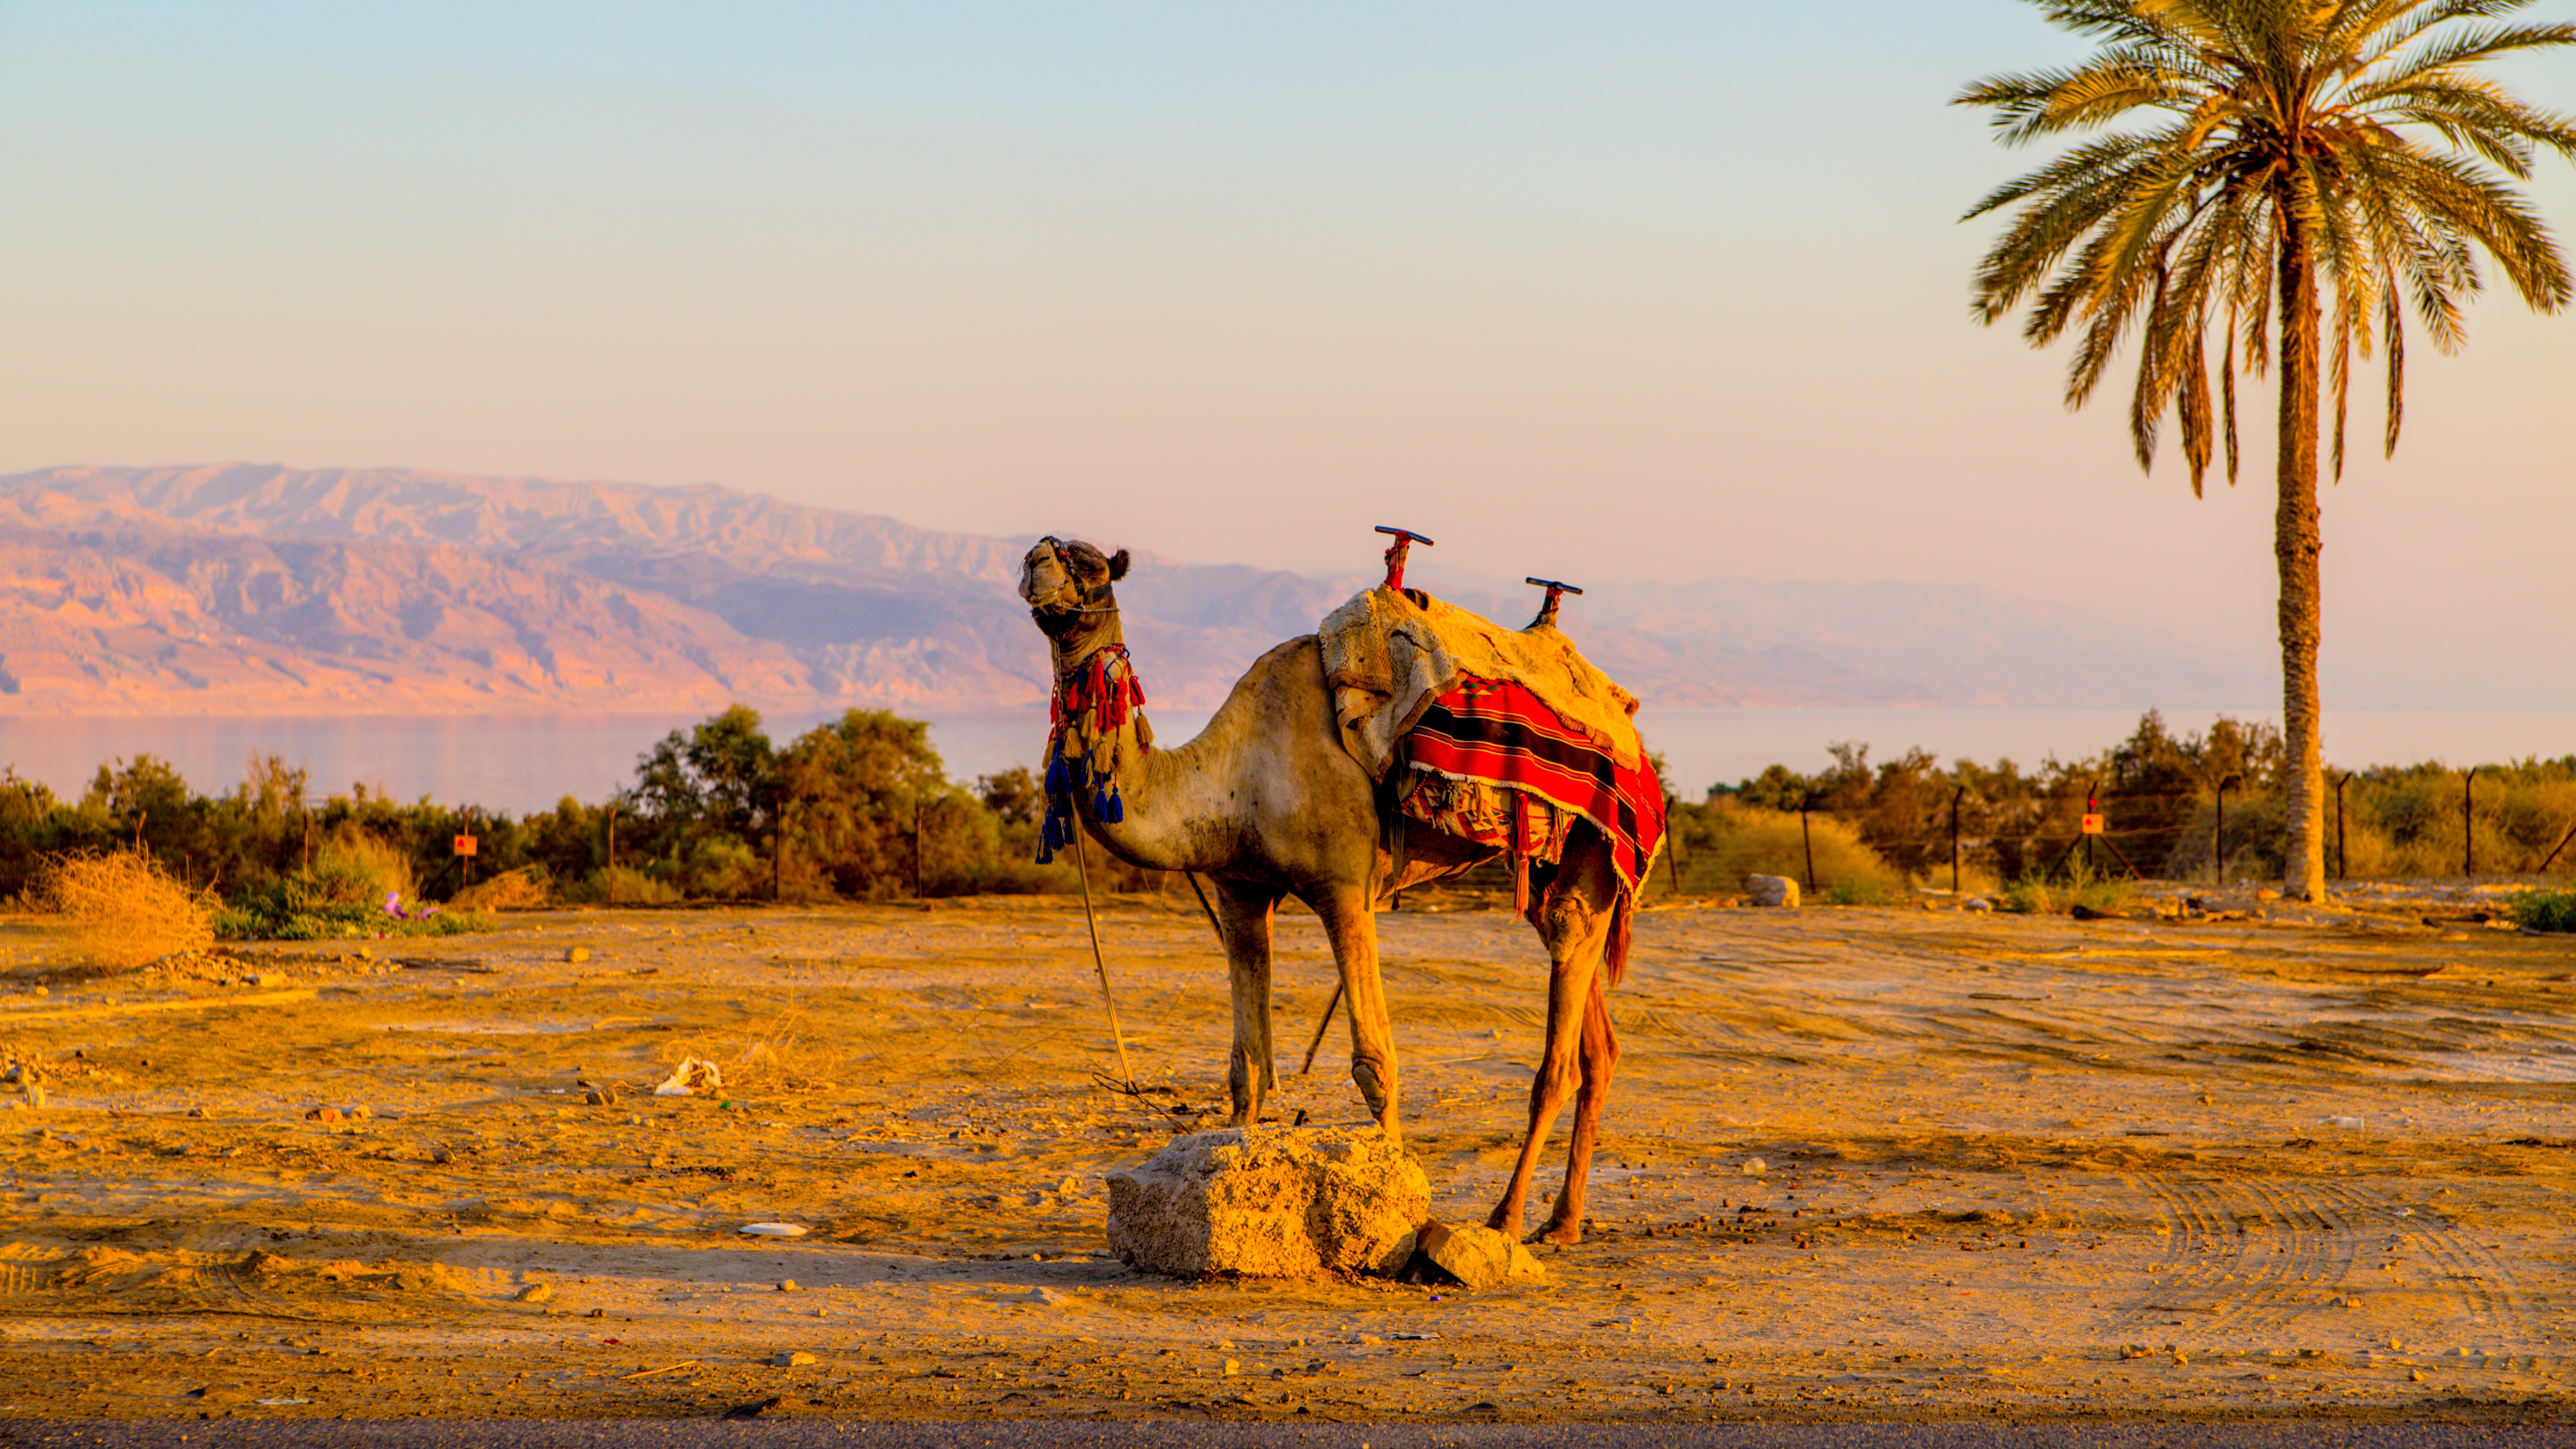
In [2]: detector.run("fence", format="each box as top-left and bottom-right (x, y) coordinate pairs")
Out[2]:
(1650, 768), (2576, 899)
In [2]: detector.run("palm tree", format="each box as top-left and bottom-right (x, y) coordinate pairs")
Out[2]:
(1957, 0), (2574, 898)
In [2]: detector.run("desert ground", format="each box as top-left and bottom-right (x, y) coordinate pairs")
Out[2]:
(0, 881), (2568, 1428)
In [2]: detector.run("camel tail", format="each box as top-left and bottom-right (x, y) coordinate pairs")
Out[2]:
(1604, 888), (1635, 989)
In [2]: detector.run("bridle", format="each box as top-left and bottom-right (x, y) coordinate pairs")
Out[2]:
(1031, 536), (1120, 616)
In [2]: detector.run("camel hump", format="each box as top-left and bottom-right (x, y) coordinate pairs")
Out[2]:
(1315, 587), (1643, 781)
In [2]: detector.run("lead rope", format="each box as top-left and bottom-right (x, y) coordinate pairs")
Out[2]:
(1069, 817), (1137, 1093)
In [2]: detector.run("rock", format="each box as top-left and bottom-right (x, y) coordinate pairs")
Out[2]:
(1745, 874), (1800, 908)
(1106, 1125), (1427, 1279)
(1964, 898), (1993, 913)
(189, 1383), (252, 1405)
(517, 1283), (555, 1303)
(305, 1107), (343, 1123)
(584, 1088), (618, 1107)
(2255, 887), (2282, 902)
(1739, 1157), (1769, 1176)
(771, 1351), (816, 1368)
(565, 947), (591, 964)
(251, 973), (288, 989)
(776, 1279), (798, 1292)
(1415, 1220), (1546, 1290)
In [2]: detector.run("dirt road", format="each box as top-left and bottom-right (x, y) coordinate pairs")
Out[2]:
(0, 887), (2567, 1426)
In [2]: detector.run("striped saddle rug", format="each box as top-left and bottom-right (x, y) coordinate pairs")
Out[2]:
(1398, 673), (1666, 899)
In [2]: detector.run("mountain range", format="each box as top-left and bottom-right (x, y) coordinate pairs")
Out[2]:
(0, 464), (2258, 716)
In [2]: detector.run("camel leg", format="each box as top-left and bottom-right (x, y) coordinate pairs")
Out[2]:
(1535, 973), (1620, 1244)
(1487, 947), (1596, 1240)
(1312, 885), (1401, 1142)
(1214, 882), (1281, 1127)
(1491, 838), (1621, 1243)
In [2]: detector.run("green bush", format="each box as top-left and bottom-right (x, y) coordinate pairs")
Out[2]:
(1998, 867), (2131, 917)
(212, 888), (490, 941)
(2510, 887), (2576, 934)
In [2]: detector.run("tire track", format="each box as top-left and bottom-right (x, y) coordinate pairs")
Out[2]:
(2309, 1177), (2531, 1360)
(2121, 1172), (2355, 1351)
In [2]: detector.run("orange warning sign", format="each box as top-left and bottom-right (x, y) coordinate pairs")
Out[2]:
(2080, 813), (2104, 835)
(453, 835), (479, 856)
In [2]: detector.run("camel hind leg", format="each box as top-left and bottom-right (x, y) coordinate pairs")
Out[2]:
(1535, 971), (1619, 1243)
(1488, 834), (1621, 1243)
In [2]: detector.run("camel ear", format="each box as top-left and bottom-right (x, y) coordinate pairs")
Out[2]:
(1107, 549), (1130, 581)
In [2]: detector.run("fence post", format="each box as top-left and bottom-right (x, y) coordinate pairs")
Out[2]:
(2331, 773), (2348, 882)
(1949, 786), (1964, 895)
(2212, 776), (2233, 886)
(1799, 795), (1818, 895)
(606, 805), (617, 907)
(2463, 767), (2476, 879)
(2083, 780), (2097, 877)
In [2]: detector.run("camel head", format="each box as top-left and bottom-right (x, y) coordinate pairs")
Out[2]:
(1019, 537), (1130, 642)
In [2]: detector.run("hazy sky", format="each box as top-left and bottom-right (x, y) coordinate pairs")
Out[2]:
(4, 2), (2571, 706)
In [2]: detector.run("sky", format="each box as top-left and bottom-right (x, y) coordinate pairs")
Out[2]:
(3, 1), (2572, 708)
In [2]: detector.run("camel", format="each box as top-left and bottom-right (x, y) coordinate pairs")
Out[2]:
(1018, 536), (1637, 1245)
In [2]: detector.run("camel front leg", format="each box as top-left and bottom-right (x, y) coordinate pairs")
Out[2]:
(1214, 882), (1281, 1126)
(1488, 950), (1595, 1240)
(1312, 885), (1400, 1142)
(1535, 973), (1619, 1245)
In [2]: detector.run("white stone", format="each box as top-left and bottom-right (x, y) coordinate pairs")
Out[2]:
(1746, 874), (1801, 908)
(1106, 1125), (1426, 1279)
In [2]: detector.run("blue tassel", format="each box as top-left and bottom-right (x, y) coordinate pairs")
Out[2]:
(1102, 787), (1123, 824)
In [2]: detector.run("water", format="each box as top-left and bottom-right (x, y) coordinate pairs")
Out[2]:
(3, 707), (2570, 815)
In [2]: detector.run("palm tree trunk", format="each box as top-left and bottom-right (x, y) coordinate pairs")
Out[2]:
(2274, 194), (2328, 901)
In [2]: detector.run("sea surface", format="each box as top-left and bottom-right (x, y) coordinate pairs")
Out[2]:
(3, 707), (2572, 815)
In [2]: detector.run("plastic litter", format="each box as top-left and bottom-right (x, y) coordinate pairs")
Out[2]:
(654, 1058), (724, 1097)
(740, 1223), (808, 1238)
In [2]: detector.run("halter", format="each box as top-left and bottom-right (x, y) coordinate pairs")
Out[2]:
(1031, 537), (1150, 863)
(1030, 537), (1121, 615)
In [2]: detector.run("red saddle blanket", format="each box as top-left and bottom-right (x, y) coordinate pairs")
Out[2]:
(1401, 674), (1665, 897)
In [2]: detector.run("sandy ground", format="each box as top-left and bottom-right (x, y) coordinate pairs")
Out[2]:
(0, 881), (2568, 1427)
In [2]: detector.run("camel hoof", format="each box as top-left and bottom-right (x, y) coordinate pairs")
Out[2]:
(1531, 1220), (1584, 1247)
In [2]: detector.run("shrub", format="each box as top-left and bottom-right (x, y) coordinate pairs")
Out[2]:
(1669, 801), (1905, 900)
(1998, 866), (2131, 917)
(1823, 878), (1900, 906)
(305, 827), (418, 907)
(39, 851), (216, 969)
(2511, 887), (2576, 934)
(210, 891), (491, 941)
(557, 865), (684, 907)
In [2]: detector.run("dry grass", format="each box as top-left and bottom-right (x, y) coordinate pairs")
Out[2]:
(452, 867), (549, 912)
(39, 852), (216, 970)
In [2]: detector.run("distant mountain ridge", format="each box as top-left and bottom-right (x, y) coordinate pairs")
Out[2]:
(0, 464), (2257, 716)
